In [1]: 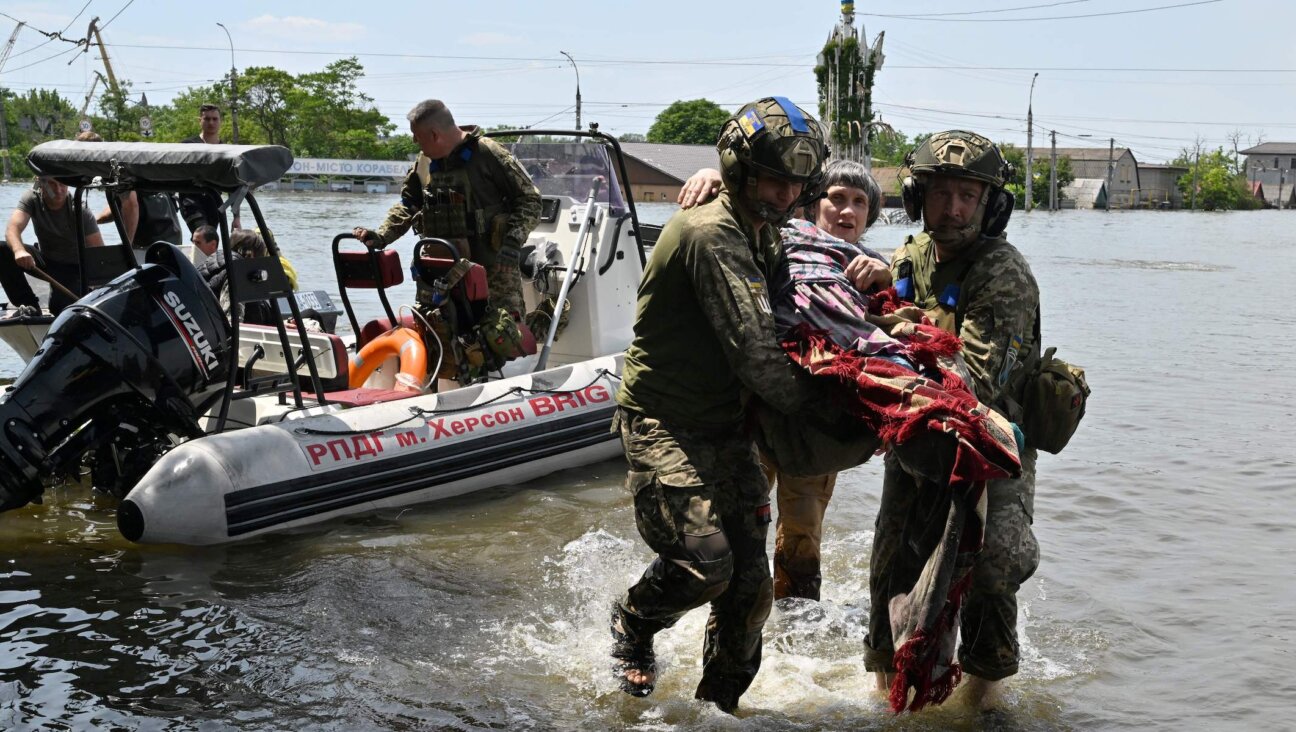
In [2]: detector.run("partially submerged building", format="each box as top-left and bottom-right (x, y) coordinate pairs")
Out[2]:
(1239, 142), (1296, 208)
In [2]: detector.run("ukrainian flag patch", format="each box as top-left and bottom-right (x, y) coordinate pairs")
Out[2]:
(746, 275), (771, 314)
(739, 109), (765, 138)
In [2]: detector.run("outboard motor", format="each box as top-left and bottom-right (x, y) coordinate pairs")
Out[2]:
(0, 243), (230, 513)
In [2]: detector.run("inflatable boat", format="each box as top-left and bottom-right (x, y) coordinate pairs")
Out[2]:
(0, 132), (651, 544)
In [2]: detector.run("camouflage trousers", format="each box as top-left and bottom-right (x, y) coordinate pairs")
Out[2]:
(759, 452), (838, 602)
(612, 407), (775, 709)
(864, 447), (1040, 682)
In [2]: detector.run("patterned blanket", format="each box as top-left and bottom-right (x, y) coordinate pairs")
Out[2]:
(772, 219), (1021, 713)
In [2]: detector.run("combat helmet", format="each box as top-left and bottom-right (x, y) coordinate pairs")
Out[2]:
(717, 96), (828, 224)
(901, 130), (1015, 238)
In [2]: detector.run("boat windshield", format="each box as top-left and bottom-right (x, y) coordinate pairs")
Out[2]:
(506, 140), (628, 215)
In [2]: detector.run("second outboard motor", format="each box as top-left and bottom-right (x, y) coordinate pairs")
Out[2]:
(0, 243), (230, 513)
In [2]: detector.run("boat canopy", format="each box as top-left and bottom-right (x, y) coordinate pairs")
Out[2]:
(26, 141), (293, 191)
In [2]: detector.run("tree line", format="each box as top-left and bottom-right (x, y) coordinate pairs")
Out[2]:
(5, 65), (1260, 211)
(1, 58), (417, 178)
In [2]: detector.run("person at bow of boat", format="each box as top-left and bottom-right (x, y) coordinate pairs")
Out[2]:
(677, 159), (888, 605)
(2, 177), (105, 317)
(609, 96), (838, 714)
(351, 99), (541, 325)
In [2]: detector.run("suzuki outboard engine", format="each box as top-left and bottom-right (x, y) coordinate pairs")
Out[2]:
(0, 243), (230, 512)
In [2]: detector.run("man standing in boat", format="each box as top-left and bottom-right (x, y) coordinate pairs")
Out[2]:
(352, 99), (541, 322)
(609, 97), (831, 713)
(179, 103), (241, 232)
(2, 177), (105, 317)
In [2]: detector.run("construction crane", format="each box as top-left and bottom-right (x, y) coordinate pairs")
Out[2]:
(84, 17), (122, 98)
(79, 72), (108, 118)
(1, 21), (25, 180)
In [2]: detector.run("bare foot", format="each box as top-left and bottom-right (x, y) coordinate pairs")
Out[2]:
(621, 665), (655, 688)
(874, 671), (895, 695)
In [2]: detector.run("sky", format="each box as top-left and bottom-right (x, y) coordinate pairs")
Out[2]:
(2, 0), (1293, 164)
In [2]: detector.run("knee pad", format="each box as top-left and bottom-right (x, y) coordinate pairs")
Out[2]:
(669, 531), (733, 604)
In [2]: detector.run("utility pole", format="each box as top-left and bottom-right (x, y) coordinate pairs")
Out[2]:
(559, 51), (581, 131)
(1105, 137), (1115, 212)
(216, 23), (240, 143)
(1190, 144), (1201, 210)
(1280, 169), (1287, 211)
(1025, 72), (1038, 213)
(87, 18), (122, 97)
(1049, 130), (1058, 211)
(0, 22), (24, 181)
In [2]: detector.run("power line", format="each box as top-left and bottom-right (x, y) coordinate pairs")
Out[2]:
(875, 0), (1094, 17)
(863, 0), (1223, 23)
(2, 0), (92, 61)
(99, 0), (136, 31)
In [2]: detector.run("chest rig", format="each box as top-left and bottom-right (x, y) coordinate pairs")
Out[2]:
(415, 146), (477, 242)
(893, 234), (999, 335)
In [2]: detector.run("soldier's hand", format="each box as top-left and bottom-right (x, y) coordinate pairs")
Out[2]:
(352, 227), (379, 247)
(678, 168), (723, 209)
(12, 250), (35, 271)
(845, 255), (892, 293)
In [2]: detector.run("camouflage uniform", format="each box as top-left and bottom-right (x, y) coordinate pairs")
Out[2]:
(371, 126), (541, 318)
(864, 231), (1042, 682)
(614, 190), (825, 710)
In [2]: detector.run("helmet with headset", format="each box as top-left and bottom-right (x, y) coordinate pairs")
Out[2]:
(717, 96), (828, 224)
(901, 130), (1015, 238)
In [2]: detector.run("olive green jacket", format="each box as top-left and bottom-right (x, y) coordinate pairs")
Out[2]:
(373, 126), (541, 263)
(618, 190), (823, 431)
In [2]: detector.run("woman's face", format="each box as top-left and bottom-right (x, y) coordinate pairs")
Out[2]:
(815, 184), (870, 244)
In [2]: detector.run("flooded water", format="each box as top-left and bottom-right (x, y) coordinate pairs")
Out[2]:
(3, 180), (1295, 730)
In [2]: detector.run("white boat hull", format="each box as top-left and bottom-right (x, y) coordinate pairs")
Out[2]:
(117, 355), (623, 545)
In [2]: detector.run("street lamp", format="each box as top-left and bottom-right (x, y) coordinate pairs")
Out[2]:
(216, 22), (239, 144)
(559, 51), (581, 131)
(1025, 72), (1038, 213)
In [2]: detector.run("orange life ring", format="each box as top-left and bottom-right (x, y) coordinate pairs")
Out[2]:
(349, 326), (428, 392)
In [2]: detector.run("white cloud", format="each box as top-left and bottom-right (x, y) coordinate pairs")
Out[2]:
(461, 32), (522, 47)
(242, 15), (365, 42)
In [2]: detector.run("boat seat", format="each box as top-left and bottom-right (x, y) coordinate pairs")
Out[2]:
(320, 387), (421, 408)
(237, 323), (351, 392)
(359, 313), (417, 349)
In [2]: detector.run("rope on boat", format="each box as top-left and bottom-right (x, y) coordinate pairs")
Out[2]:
(292, 368), (619, 437)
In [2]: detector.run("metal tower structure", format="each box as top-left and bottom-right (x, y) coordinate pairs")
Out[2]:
(0, 22), (24, 180)
(816, 1), (885, 168)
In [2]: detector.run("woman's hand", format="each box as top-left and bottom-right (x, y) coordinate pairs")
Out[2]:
(677, 168), (724, 209)
(845, 255), (892, 292)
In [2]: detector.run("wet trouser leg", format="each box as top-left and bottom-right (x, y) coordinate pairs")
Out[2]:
(761, 452), (837, 601)
(864, 450), (1040, 680)
(0, 244), (41, 309)
(613, 408), (773, 711)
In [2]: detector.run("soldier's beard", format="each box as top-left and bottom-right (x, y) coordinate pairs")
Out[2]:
(926, 194), (989, 250)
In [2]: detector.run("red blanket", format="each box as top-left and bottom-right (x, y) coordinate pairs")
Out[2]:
(781, 317), (1020, 712)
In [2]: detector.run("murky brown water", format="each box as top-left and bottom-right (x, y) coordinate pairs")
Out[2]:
(3, 182), (1295, 730)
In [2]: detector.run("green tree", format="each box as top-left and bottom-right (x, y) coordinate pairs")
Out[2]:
(646, 99), (730, 145)
(871, 128), (911, 166)
(1002, 144), (1073, 207)
(618, 132), (646, 143)
(1, 87), (79, 177)
(1172, 147), (1261, 210)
